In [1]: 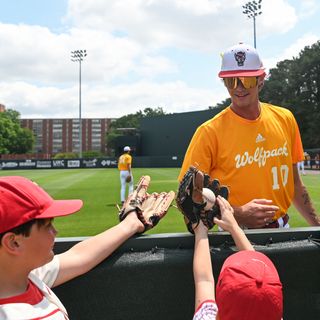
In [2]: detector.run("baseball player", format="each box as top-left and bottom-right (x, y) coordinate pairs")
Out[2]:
(118, 146), (134, 204)
(0, 176), (174, 319)
(179, 42), (320, 229)
(192, 196), (283, 320)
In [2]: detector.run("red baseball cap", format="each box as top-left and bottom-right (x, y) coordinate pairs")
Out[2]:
(218, 43), (265, 78)
(216, 250), (283, 320)
(0, 176), (83, 234)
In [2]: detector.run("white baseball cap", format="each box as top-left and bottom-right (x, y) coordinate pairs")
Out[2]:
(218, 43), (265, 78)
(123, 146), (131, 151)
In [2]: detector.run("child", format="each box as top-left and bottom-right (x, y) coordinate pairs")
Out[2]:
(192, 196), (283, 320)
(0, 175), (174, 319)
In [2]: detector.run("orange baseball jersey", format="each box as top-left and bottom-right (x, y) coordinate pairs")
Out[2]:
(118, 153), (132, 171)
(179, 103), (304, 220)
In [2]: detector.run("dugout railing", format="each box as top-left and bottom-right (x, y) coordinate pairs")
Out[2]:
(53, 227), (320, 320)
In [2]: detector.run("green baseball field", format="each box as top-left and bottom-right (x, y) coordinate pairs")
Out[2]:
(1, 168), (319, 236)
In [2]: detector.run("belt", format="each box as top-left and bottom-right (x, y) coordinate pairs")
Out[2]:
(264, 213), (289, 228)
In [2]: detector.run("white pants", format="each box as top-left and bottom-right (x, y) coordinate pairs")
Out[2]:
(120, 170), (134, 202)
(298, 161), (305, 175)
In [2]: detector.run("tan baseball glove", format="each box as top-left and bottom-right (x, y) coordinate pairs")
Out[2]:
(119, 175), (175, 233)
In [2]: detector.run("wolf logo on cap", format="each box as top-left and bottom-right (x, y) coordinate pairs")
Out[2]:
(234, 51), (246, 66)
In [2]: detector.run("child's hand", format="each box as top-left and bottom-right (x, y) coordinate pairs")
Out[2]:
(213, 196), (238, 232)
(192, 220), (209, 237)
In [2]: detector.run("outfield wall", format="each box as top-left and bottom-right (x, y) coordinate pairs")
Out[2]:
(0, 156), (182, 170)
(140, 108), (222, 157)
(53, 228), (320, 320)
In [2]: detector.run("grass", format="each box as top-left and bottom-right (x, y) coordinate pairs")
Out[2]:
(287, 173), (320, 227)
(0, 168), (182, 236)
(0, 168), (319, 236)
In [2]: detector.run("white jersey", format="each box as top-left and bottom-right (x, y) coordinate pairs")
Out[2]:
(193, 300), (218, 320)
(0, 256), (69, 320)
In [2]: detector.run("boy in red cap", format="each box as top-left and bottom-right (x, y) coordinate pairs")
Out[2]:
(192, 196), (283, 320)
(0, 175), (174, 319)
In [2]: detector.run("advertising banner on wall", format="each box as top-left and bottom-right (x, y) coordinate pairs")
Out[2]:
(0, 156), (181, 170)
(0, 158), (118, 170)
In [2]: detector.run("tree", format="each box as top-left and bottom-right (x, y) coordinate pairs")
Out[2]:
(0, 109), (34, 154)
(141, 107), (166, 117)
(106, 107), (166, 153)
(10, 128), (34, 154)
(261, 41), (320, 148)
(210, 98), (231, 111)
(109, 107), (166, 130)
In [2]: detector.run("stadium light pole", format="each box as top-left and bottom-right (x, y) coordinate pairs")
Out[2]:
(242, 0), (262, 48)
(71, 49), (87, 158)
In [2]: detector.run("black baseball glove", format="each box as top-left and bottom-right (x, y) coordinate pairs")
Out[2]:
(176, 166), (229, 233)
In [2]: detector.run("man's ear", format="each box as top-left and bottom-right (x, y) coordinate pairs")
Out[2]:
(258, 76), (264, 92)
(1, 233), (22, 254)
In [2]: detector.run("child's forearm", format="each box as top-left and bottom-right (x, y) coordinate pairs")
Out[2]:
(193, 227), (214, 283)
(193, 224), (216, 309)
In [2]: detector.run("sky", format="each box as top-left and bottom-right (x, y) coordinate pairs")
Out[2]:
(0, 0), (319, 119)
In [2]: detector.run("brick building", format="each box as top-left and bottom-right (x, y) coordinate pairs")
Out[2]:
(21, 118), (113, 155)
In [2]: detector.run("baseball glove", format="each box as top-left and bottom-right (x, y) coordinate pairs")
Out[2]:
(176, 166), (229, 233)
(119, 175), (175, 233)
(125, 175), (132, 183)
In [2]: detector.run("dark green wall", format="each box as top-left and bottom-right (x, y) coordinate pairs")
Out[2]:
(140, 108), (222, 157)
(54, 228), (320, 320)
(114, 134), (141, 156)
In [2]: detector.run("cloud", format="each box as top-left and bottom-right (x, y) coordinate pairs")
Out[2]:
(0, 80), (225, 118)
(0, 81), (77, 118)
(0, 0), (317, 119)
(297, 0), (319, 19)
(264, 33), (319, 71)
(66, 0), (232, 52)
(65, 0), (299, 52)
(83, 80), (223, 117)
(0, 23), (167, 84)
(259, 0), (297, 35)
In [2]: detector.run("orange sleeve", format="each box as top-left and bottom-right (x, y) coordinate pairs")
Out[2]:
(178, 125), (216, 181)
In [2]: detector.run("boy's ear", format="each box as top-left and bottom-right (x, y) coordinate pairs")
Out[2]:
(1, 233), (22, 254)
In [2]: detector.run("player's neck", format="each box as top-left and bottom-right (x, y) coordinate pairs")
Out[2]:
(230, 101), (261, 120)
